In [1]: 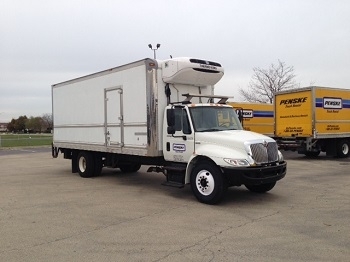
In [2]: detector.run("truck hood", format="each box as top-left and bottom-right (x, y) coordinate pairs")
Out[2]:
(195, 130), (275, 152)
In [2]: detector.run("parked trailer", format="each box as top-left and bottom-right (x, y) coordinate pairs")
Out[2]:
(52, 57), (286, 204)
(274, 86), (350, 157)
(228, 102), (274, 136)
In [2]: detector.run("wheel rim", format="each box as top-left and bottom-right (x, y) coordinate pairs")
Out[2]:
(195, 169), (215, 196)
(78, 156), (87, 172)
(342, 143), (349, 155)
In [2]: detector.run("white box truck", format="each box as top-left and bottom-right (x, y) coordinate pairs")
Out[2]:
(52, 57), (286, 204)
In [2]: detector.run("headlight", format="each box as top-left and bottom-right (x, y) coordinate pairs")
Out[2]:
(223, 158), (250, 166)
(278, 150), (284, 162)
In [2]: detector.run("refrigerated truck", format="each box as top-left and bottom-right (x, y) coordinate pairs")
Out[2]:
(228, 102), (274, 136)
(52, 57), (286, 204)
(274, 86), (350, 157)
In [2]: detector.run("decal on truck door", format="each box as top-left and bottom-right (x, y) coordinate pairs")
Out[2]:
(173, 143), (186, 153)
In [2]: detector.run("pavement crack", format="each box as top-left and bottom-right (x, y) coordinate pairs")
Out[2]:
(153, 211), (280, 261)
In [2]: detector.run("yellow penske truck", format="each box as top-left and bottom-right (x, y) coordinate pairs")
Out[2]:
(229, 102), (274, 136)
(274, 86), (350, 157)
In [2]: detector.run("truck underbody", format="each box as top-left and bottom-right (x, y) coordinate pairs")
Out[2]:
(277, 137), (350, 158)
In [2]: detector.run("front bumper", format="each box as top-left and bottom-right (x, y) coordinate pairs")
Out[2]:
(222, 161), (287, 186)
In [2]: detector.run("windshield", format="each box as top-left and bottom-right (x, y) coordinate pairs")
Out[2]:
(189, 106), (243, 132)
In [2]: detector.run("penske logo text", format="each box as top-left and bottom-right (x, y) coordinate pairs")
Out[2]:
(280, 97), (307, 105)
(242, 110), (253, 118)
(323, 97), (342, 109)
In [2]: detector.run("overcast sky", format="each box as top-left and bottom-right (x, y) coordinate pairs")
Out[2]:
(1, 0), (349, 122)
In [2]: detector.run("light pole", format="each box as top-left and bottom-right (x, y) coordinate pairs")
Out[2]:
(148, 43), (161, 59)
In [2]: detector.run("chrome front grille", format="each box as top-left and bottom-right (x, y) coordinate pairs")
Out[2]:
(250, 142), (278, 164)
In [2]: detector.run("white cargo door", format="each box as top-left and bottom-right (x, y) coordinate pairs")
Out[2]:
(104, 86), (123, 147)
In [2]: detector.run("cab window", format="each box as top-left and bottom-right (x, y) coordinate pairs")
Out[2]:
(174, 108), (191, 134)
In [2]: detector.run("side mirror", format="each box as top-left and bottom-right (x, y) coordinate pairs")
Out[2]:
(167, 108), (175, 127)
(236, 108), (244, 124)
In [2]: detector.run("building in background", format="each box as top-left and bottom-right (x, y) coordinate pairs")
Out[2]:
(0, 123), (8, 132)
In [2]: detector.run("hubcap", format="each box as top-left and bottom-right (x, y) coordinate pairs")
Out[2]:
(342, 143), (349, 155)
(78, 156), (87, 172)
(195, 170), (215, 196)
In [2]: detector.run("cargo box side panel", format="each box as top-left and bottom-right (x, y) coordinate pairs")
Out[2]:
(53, 77), (106, 147)
(314, 87), (350, 137)
(53, 64), (148, 152)
(230, 103), (274, 136)
(275, 90), (313, 137)
(117, 66), (148, 148)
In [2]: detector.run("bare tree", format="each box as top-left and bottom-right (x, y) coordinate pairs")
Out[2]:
(42, 113), (53, 131)
(239, 60), (299, 103)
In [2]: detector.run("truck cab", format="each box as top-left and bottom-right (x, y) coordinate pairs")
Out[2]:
(158, 94), (286, 204)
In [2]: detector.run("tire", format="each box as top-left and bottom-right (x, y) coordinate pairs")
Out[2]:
(336, 139), (350, 158)
(304, 151), (320, 157)
(245, 182), (276, 193)
(119, 163), (141, 173)
(77, 151), (95, 178)
(190, 162), (227, 204)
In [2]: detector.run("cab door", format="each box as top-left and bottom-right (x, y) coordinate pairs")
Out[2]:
(163, 107), (195, 163)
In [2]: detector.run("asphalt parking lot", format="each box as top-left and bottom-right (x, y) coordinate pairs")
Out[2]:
(0, 148), (349, 262)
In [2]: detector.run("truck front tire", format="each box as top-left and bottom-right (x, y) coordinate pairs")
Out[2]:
(190, 162), (227, 204)
(336, 139), (350, 158)
(77, 151), (95, 178)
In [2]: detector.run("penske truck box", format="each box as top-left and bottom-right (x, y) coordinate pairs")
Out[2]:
(52, 57), (286, 204)
(229, 102), (274, 136)
(274, 86), (350, 157)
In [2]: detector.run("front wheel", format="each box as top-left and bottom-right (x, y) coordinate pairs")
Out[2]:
(245, 182), (276, 193)
(190, 162), (227, 204)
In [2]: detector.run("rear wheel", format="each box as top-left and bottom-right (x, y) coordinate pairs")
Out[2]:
(77, 151), (95, 178)
(336, 139), (350, 158)
(190, 162), (227, 204)
(245, 182), (276, 193)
